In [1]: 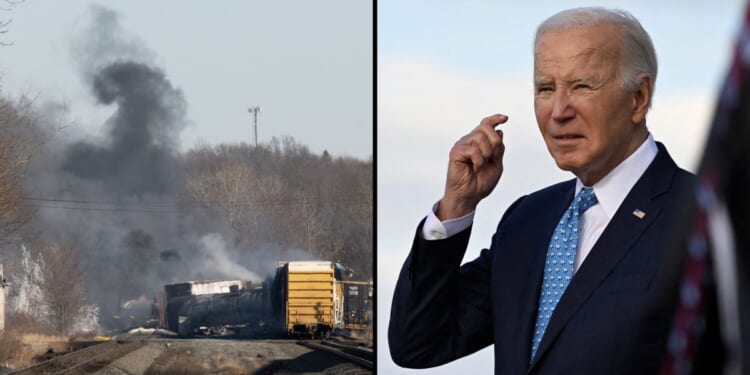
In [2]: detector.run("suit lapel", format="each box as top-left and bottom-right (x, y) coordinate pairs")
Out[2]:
(528, 144), (678, 371)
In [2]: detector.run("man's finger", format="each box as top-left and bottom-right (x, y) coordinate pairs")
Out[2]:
(477, 114), (508, 150)
(469, 130), (493, 160)
(479, 114), (509, 129)
(493, 141), (505, 165)
(475, 124), (504, 151)
(451, 144), (486, 172)
(469, 147), (486, 172)
(456, 131), (494, 160)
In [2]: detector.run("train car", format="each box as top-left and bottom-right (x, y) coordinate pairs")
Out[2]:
(338, 280), (373, 331)
(270, 261), (340, 338)
(159, 261), (371, 339)
(163, 280), (265, 336)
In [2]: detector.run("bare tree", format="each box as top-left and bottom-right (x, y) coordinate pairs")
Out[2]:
(0, 92), (65, 243)
(0, 0), (25, 46)
(0, 96), (35, 240)
(185, 155), (286, 245)
(34, 241), (86, 335)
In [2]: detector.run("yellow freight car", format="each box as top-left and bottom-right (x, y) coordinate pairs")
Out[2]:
(273, 261), (339, 337)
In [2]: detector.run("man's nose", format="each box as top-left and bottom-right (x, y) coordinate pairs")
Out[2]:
(551, 91), (575, 122)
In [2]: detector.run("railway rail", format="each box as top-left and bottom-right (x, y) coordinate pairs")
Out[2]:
(297, 339), (373, 370)
(7, 336), (372, 374)
(8, 340), (145, 375)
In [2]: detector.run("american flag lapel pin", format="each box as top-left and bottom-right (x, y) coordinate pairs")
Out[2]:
(632, 209), (646, 219)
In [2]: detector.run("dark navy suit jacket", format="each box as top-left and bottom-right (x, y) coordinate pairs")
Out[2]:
(389, 143), (695, 374)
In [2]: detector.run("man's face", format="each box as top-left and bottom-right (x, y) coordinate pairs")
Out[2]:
(534, 24), (646, 185)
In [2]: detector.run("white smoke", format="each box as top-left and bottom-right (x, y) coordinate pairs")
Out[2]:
(199, 233), (262, 283)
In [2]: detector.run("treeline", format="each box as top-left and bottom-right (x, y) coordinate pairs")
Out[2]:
(181, 137), (373, 279)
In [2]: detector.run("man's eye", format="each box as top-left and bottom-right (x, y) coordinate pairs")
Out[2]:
(574, 84), (590, 90)
(537, 87), (553, 93)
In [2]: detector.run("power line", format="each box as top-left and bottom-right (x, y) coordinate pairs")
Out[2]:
(22, 197), (177, 205)
(23, 197), (179, 205)
(22, 195), (370, 205)
(21, 194), (371, 214)
(24, 203), (182, 214)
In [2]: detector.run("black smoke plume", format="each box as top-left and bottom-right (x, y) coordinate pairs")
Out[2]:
(62, 61), (186, 197)
(21, 6), (276, 331)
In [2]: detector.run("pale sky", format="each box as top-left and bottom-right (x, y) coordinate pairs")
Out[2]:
(0, 0), (372, 159)
(379, 1), (745, 373)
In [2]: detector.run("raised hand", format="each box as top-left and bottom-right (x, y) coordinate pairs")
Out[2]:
(438, 114), (508, 220)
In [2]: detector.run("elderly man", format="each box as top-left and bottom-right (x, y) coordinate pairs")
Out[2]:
(389, 7), (695, 374)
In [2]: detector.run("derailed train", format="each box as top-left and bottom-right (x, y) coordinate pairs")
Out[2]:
(158, 261), (372, 337)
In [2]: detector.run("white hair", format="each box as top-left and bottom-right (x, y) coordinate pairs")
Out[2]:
(534, 7), (657, 96)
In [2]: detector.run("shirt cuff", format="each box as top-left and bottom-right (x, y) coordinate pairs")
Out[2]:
(422, 201), (475, 240)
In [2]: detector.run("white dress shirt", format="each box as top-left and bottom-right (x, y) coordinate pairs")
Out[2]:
(422, 134), (658, 273)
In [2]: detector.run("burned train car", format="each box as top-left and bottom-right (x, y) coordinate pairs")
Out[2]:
(162, 261), (372, 338)
(340, 281), (373, 331)
(163, 280), (265, 336)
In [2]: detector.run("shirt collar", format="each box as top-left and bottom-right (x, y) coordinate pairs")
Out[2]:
(574, 133), (658, 219)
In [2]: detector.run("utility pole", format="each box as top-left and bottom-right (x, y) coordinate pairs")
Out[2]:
(248, 106), (261, 147)
(0, 263), (5, 332)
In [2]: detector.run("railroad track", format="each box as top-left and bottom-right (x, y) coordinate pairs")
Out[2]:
(8, 340), (145, 375)
(297, 339), (373, 370)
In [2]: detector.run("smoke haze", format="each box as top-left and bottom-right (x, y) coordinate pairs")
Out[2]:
(21, 5), (292, 330)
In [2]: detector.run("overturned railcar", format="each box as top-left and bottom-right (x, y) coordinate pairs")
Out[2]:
(164, 280), (265, 336)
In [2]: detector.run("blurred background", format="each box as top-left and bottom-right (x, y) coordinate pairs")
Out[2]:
(378, 1), (746, 373)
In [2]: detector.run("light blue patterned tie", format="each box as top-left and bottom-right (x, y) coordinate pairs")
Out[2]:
(530, 187), (598, 362)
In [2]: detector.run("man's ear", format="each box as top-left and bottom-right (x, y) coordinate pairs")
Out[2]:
(631, 74), (653, 125)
